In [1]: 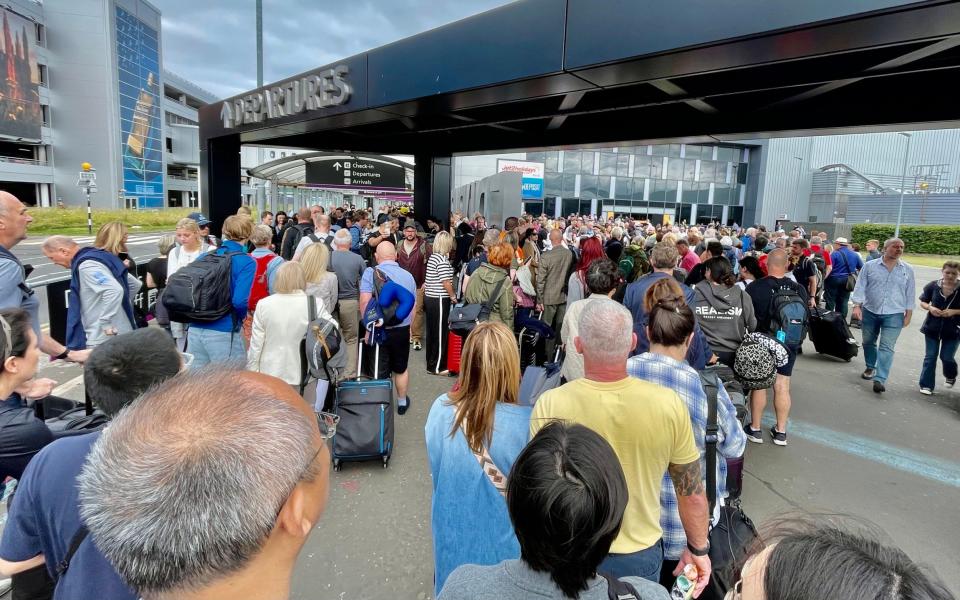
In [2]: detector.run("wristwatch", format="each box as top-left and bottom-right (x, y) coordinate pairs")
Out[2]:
(52, 349), (70, 361)
(687, 541), (710, 556)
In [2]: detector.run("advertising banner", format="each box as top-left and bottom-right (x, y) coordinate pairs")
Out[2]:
(117, 7), (163, 208)
(498, 159), (544, 200)
(0, 8), (41, 140)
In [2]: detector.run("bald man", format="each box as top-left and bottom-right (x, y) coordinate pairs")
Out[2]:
(0, 192), (88, 363)
(536, 228), (575, 359)
(78, 369), (331, 600)
(745, 248), (809, 447)
(359, 241), (417, 414)
(42, 235), (140, 350)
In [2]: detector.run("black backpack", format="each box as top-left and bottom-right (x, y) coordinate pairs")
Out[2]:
(768, 285), (808, 346)
(281, 224), (312, 261)
(162, 251), (241, 323)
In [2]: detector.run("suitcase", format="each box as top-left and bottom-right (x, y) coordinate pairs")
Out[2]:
(808, 308), (859, 362)
(446, 331), (463, 374)
(332, 333), (394, 470)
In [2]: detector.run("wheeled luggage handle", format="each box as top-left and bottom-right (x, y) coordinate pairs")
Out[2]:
(356, 324), (381, 381)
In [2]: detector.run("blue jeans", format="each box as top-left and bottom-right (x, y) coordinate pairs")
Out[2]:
(598, 539), (663, 583)
(861, 309), (905, 384)
(187, 327), (246, 369)
(824, 277), (851, 320)
(919, 335), (959, 391)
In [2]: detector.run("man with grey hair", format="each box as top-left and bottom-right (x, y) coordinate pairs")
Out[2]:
(0, 328), (184, 599)
(536, 228), (575, 360)
(623, 242), (713, 368)
(42, 235), (140, 350)
(331, 228), (367, 377)
(0, 191), (90, 364)
(851, 238), (915, 393)
(530, 300), (711, 593)
(78, 369), (331, 600)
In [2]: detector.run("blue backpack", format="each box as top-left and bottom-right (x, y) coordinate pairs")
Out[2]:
(768, 285), (808, 346)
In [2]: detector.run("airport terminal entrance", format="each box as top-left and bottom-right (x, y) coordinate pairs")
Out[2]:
(200, 0), (960, 231)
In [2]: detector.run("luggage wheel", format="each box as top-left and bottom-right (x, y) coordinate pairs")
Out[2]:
(333, 459), (342, 472)
(382, 456), (390, 468)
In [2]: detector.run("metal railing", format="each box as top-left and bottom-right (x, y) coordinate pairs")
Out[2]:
(0, 156), (49, 166)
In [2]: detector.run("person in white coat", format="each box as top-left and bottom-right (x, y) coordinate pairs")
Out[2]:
(247, 261), (311, 388)
(167, 218), (212, 350)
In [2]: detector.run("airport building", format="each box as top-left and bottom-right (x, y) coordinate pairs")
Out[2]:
(452, 128), (960, 228)
(0, 0), (216, 210)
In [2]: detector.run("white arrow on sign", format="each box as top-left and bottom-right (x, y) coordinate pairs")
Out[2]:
(332, 162), (342, 171)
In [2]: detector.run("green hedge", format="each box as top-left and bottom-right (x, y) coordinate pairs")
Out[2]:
(27, 208), (192, 233)
(851, 224), (960, 256)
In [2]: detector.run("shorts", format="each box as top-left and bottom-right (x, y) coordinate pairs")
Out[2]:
(777, 345), (799, 377)
(362, 325), (410, 378)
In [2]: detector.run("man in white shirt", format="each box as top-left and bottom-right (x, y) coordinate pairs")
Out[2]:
(294, 213), (334, 260)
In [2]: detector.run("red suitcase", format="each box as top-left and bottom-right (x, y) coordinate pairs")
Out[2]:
(446, 331), (463, 374)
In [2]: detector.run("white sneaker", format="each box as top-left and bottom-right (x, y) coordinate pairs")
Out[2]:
(920, 387), (933, 396)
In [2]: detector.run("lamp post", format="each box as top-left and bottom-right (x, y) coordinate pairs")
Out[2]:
(895, 132), (912, 238)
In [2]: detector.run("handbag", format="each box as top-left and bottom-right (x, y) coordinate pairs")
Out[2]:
(699, 371), (761, 600)
(448, 276), (507, 337)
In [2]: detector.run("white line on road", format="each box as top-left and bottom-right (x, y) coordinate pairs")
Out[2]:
(52, 374), (85, 397)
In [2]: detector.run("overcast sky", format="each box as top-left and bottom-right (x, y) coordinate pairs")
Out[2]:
(156, 0), (514, 100)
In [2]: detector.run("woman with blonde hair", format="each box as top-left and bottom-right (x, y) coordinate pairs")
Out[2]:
(95, 221), (133, 272)
(247, 261), (311, 386)
(425, 321), (532, 597)
(301, 242), (338, 314)
(423, 231), (458, 375)
(166, 217), (212, 350)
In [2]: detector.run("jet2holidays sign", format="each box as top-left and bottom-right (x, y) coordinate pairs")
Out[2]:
(497, 159), (544, 199)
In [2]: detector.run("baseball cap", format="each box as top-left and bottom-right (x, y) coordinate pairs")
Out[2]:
(835, 237), (849, 245)
(187, 212), (212, 227)
(403, 223), (417, 231)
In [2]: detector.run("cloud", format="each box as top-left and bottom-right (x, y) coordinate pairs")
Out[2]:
(156, 0), (514, 99)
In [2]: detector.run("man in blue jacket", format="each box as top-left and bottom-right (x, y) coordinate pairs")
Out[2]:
(187, 216), (255, 368)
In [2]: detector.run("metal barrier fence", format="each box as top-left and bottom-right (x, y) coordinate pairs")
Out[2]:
(40, 261), (158, 344)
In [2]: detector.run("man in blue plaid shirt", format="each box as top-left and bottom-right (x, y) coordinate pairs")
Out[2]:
(626, 302), (746, 581)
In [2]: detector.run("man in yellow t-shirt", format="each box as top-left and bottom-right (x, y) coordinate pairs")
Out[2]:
(530, 299), (711, 593)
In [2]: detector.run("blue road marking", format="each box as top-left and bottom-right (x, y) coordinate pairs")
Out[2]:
(760, 415), (960, 488)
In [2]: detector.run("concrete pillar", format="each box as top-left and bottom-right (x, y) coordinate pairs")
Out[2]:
(200, 135), (241, 236)
(414, 154), (452, 227)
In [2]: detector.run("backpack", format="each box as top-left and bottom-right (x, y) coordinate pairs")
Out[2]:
(307, 233), (335, 250)
(371, 268), (403, 327)
(301, 296), (345, 387)
(768, 284), (808, 346)
(163, 250), (241, 323)
(281, 224), (312, 260)
(247, 254), (276, 312)
(733, 336), (777, 390)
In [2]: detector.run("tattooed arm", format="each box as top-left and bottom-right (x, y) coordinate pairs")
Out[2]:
(669, 459), (712, 596)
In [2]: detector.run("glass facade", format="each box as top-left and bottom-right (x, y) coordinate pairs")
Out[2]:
(116, 7), (163, 209)
(526, 143), (750, 225)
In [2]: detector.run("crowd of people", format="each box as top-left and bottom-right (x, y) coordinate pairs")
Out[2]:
(0, 187), (956, 599)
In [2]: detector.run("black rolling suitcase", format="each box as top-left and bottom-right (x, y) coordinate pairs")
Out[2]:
(808, 308), (859, 362)
(332, 330), (394, 471)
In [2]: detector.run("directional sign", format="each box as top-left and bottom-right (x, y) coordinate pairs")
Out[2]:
(306, 157), (406, 190)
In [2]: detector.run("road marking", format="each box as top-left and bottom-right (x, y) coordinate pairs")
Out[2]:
(760, 415), (960, 488)
(52, 374), (85, 397)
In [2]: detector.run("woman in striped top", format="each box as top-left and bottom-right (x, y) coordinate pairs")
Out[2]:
(424, 231), (458, 375)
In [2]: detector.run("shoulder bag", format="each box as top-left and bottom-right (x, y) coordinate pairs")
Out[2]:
(700, 370), (761, 600)
(448, 275), (507, 337)
(461, 423), (507, 497)
(838, 251), (858, 292)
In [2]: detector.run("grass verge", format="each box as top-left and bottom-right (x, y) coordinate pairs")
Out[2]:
(27, 208), (191, 235)
(900, 254), (958, 269)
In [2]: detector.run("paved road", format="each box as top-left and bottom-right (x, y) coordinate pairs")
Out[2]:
(15, 231), (169, 328)
(20, 253), (959, 598)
